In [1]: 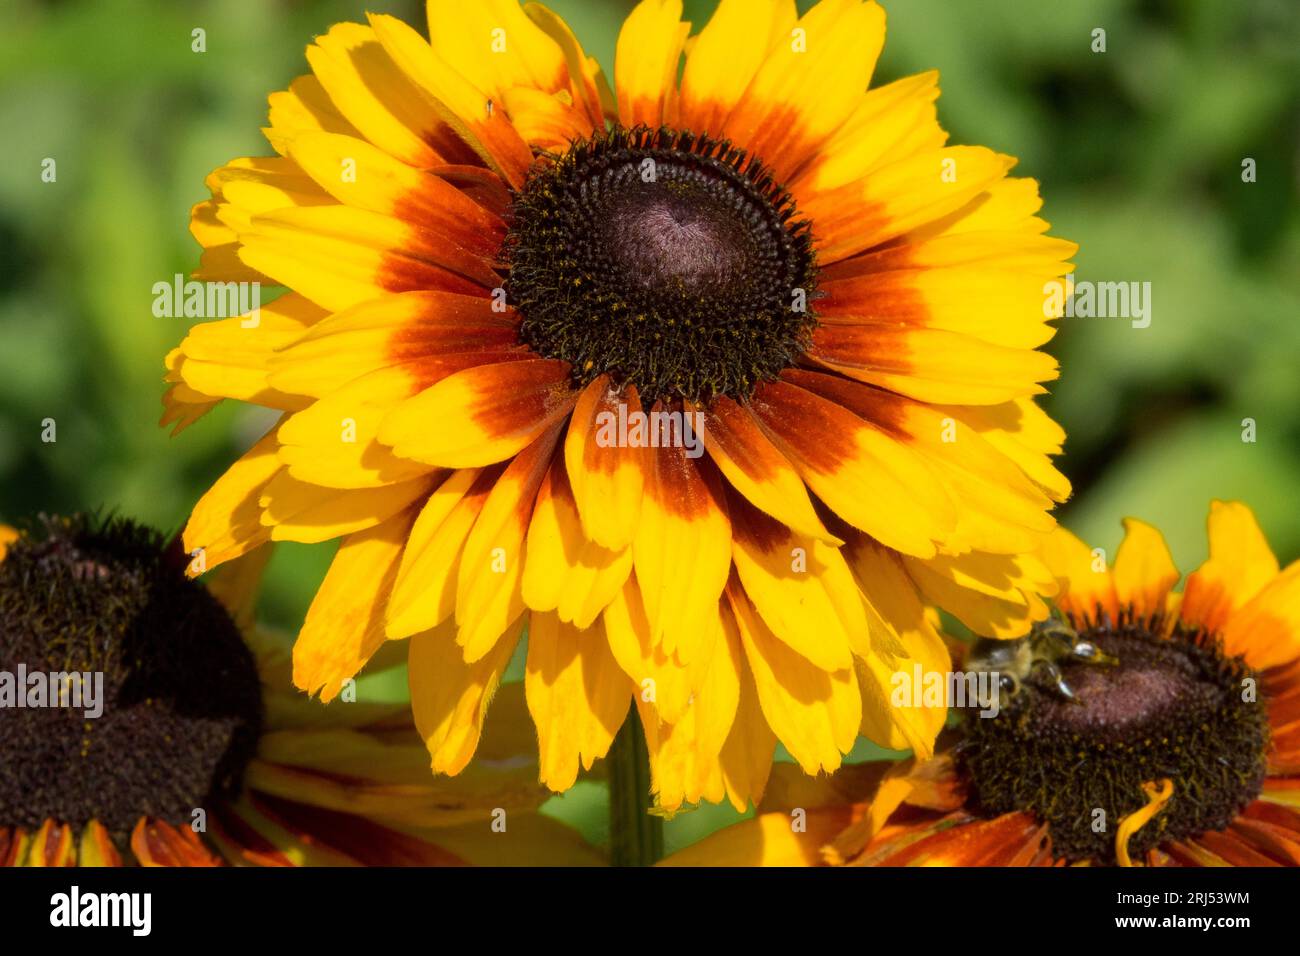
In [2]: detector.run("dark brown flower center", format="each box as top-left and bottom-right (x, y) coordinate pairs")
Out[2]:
(504, 126), (819, 404)
(958, 616), (1270, 863)
(0, 516), (262, 839)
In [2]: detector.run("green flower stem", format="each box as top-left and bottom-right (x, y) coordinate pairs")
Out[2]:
(608, 709), (663, 866)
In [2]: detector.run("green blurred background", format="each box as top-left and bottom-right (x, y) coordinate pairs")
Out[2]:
(1, 0), (1297, 853)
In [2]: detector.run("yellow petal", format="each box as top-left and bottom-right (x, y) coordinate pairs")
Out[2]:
(408, 617), (524, 775)
(293, 508), (416, 701)
(1221, 560), (1300, 672)
(564, 376), (646, 550)
(182, 424), (283, 573)
(633, 442), (732, 664)
(729, 495), (859, 671)
(727, 581), (859, 775)
(456, 426), (561, 661)
(615, 0), (689, 127)
(1182, 500), (1280, 634)
(386, 468), (490, 639)
(603, 575), (694, 724)
(525, 612), (634, 791)
(522, 455), (633, 628)
(1112, 518), (1180, 620)
(259, 468), (433, 544)
(276, 365), (437, 490)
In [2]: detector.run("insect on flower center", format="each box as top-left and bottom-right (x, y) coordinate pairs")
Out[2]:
(0, 517), (263, 838)
(504, 126), (819, 404)
(958, 618), (1269, 863)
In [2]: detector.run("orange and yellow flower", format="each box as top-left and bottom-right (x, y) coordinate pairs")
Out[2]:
(0, 519), (594, 867)
(164, 0), (1075, 811)
(665, 501), (1300, 866)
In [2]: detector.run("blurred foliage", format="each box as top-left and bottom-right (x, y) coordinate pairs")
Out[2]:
(1, 0), (1297, 854)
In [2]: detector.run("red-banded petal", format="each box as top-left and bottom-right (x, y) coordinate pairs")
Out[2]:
(615, 0), (689, 128)
(379, 358), (576, 469)
(633, 435), (732, 664)
(456, 425), (562, 661)
(268, 291), (521, 400)
(281, 131), (504, 258)
(748, 378), (954, 558)
(717, 0), (885, 184)
(676, 0), (796, 136)
(237, 205), (494, 314)
(304, 23), (460, 168)
(564, 376), (646, 550)
(367, 13), (534, 188)
(698, 396), (835, 543)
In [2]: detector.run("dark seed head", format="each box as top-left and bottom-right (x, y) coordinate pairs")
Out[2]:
(0, 515), (263, 839)
(958, 614), (1270, 864)
(505, 126), (819, 404)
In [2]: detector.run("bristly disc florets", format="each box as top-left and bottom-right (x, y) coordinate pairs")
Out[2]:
(505, 126), (819, 404)
(958, 615), (1269, 864)
(0, 515), (263, 836)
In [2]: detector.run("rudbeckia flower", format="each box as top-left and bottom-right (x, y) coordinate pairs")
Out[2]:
(664, 501), (1300, 866)
(0, 516), (594, 867)
(163, 0), (1075, 811)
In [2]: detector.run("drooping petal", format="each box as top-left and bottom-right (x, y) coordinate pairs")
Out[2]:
(729, 492), (859, 672)
(726, 579), (860, 775)
(386, 467), (493, 639)
(522, 454), (633, 629)
(293, 507), (417, 701)
(408, 617), (523, 775)
(633, 435), (732, 665)
(456, 425), (562, 661)
(698, 395), (834, 543)
(525, 612), (635, 791)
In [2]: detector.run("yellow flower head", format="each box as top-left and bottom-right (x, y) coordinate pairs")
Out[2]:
(164, 0), (1076, 810)
(666, 501), (1300, 866)
(0, 516), (583, 867)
